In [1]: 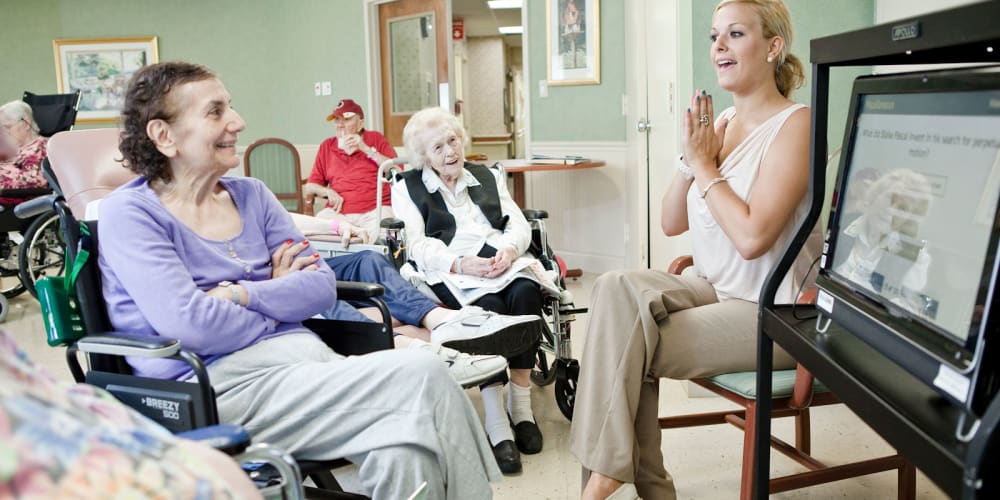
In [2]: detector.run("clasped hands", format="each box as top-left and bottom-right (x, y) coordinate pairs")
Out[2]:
(681, 89), (729, 178)
(454, 246), (519, 279)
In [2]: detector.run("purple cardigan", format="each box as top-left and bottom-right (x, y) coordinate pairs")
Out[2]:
(98, 176), (338, 380)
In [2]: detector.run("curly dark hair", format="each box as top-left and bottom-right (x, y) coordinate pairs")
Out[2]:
(119, 61), (215, 183)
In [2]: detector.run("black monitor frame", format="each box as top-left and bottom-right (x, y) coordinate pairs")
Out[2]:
(816, 65), (1000, 416)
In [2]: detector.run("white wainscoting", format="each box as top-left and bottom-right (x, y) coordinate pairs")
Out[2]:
(526, 142), (629, 274)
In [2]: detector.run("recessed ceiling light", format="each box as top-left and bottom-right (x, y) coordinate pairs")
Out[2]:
(498, 26), (523, 35)
(488, 0), (523, 9)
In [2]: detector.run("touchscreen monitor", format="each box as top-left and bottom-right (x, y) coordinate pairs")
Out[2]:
(817, 66), (1000, 412)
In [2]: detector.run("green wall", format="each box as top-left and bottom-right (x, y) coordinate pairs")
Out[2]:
(525, 0), (874, 147)
(0, 0), (369, 146)
(691, 0), (875, 152)
(2, 0), (873, 150)
(526, 0), (627, 142)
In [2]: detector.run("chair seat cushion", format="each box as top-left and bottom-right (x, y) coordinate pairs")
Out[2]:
(707, 369), (829, 399)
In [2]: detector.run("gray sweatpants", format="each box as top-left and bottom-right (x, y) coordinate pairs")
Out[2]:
(569, 269), (796, 500)
(207, 332), (501, 499)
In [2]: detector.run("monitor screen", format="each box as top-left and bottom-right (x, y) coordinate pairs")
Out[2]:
(817, 66), (1000, 411)
(828, 85), (1000, 347)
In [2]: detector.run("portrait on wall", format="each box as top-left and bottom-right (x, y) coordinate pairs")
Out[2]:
(547, 0), (600, 86)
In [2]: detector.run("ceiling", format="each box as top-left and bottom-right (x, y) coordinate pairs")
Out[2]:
(451, 0), (523, 47)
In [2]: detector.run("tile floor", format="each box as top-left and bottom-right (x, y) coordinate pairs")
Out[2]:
(2, 272), (950, 499)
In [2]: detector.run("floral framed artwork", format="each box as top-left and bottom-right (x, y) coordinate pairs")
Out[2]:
(546, 0), (600, 86)
(52, 37), (159, 123)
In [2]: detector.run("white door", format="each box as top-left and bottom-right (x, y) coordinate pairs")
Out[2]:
(626, 0), (690, 270)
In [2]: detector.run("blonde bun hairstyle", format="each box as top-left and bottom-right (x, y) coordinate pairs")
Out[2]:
(716, 0), (804, 97)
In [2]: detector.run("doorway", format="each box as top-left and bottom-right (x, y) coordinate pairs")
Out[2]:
(626, 0), (690, 270)
(376, 0), (449, 147)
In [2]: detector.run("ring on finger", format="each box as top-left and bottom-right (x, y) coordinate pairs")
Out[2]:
(699, 114), (710, 126)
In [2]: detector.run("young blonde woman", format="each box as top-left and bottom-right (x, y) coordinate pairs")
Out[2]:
(570, 1), (822, 498)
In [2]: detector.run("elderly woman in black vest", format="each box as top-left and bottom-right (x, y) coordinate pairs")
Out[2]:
(393, 107), (543, 474)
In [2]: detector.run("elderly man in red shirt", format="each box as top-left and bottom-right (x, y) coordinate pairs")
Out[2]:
(304, 99), (398, 235)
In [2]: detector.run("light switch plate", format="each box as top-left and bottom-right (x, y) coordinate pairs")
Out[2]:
(321, 81), (332, 96)
(314, 82), (322, 96)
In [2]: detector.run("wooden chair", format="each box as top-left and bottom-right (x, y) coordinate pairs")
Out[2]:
(243, 137), (304, 213)
(658, 255), (916, 499)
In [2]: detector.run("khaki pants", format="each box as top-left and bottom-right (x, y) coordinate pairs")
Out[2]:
(569, 269), (795, 499)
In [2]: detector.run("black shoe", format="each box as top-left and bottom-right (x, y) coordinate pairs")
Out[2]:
(492, 440), (522, 474)
(511, 418), (543, 454)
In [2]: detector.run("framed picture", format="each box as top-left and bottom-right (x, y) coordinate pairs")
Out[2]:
(546, 0), (600, 86)
(52, 37), (159, 123)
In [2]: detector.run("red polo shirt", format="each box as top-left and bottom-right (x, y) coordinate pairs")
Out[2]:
(308, 130), (398, 213)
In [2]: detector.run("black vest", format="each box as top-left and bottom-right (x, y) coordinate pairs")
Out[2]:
(400, 162), (509, 245)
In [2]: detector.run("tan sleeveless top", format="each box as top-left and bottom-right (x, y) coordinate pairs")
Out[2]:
(687, 103), (822, 303)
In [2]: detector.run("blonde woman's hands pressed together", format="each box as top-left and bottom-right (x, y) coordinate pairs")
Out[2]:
(682, 89), (730, 179)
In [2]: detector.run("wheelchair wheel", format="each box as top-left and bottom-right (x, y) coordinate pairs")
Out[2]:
(554, 358), (579, 421)
(531, 348), (558, 386)
(0, 293), (8, 322)
(0, 233), (25, 298)
(18, 211), (64, 299)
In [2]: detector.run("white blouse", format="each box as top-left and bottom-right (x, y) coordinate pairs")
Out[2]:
(391, 166), (532, 285)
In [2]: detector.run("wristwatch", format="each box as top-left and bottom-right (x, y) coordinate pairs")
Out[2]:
(218, 280), (240, 305)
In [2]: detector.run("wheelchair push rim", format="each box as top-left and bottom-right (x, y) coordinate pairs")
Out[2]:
(18, 211), (65, 299)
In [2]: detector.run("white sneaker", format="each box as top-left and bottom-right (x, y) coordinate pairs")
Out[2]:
(430, 306), (544, 358)
(414, 341), (508, 388)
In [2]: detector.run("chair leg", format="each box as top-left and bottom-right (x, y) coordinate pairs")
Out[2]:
(739, 401), (757, 500)
(898, 461), (916, 500)
(795, 408), (811, 455)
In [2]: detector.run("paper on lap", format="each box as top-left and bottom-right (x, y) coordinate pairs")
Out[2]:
(440, 256), (562, 305)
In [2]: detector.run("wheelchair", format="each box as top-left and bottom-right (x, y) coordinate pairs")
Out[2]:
(0, 91), (81, 310)
(371, 157), (587, 421)
(28, 127), (399, 499)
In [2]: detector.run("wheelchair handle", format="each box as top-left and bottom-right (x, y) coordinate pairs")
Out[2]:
(13, 193), (57, 219)
(376, 157), (408, 224)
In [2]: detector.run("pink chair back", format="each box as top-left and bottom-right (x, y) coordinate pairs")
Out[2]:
(45, 128), (138, 219)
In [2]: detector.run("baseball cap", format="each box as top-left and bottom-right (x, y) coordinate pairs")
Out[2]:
(326, 99), (364, 121)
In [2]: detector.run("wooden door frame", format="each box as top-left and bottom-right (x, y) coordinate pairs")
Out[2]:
(363, 0), (454, 148)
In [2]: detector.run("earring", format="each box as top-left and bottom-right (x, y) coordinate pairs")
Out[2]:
(767, 55), (774, 63)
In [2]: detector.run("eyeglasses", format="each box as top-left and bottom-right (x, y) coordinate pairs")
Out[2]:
(0, 118), (25, 131)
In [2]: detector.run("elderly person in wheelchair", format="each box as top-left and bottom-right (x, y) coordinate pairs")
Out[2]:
(391, 106), (555, 474)
(0, 100), (49, 206)
(98, 61), (501, 499)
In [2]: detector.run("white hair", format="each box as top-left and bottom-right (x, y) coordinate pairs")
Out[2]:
(402, 107), (469, 170)
(0, 100), (39, 134)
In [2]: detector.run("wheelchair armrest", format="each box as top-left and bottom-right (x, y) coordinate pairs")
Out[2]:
(177, 423), (251, 455)
(75, 332), (181, 357)
(304, 284), (394, 356)
(522, 208), (548, 220)
(379, 217), (405, 230)
(12, 193), (57, 218)
(336, 280), (385, 300)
